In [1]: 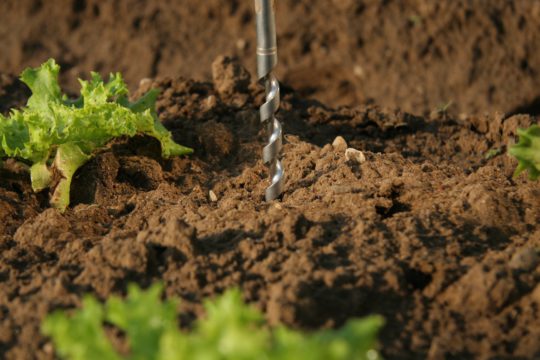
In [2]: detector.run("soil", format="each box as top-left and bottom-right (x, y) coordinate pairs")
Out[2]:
(1, 0), (540, 359)
(2, 0), (540, 115)
(0, 56), (539, 360)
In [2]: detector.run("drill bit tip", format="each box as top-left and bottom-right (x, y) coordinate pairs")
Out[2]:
(255, 0), (284, 202)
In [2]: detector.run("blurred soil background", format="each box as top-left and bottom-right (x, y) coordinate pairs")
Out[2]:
(1, 0), (540, 115)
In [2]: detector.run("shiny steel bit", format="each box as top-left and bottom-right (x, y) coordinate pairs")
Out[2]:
(255, 0), (284, 201)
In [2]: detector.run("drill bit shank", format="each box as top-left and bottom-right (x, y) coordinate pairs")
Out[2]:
(255, 0), (284, 201)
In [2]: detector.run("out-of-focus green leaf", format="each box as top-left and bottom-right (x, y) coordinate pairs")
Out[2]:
(509, 124), (540, 180)
(106, 284), (178, 360)
(43, 285), (384, 360)
(42, 296), (121, 360)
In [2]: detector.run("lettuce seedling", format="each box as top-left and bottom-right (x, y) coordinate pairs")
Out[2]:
(0, 59), (192, 211)
(509, 124), (540, 180)
(42, 284), (384, 360)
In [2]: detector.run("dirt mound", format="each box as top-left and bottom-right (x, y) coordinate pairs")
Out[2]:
(1, 0), (540, 115)
(0, 58), (539, 359)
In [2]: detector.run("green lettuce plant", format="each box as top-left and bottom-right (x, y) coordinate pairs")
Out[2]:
(509, 124), (540, 180)
(0, 59), (192, 211)
(42, 284), (384, 360)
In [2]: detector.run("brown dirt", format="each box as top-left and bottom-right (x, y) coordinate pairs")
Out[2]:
(0, 57), (539, 360)
(2, 0), (540, 115)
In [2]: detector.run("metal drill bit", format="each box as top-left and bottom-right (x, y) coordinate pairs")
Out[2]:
(255, 0), (284, 201)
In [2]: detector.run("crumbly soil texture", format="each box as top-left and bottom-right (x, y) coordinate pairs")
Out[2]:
(2, 0), (540, 115)
(0, 57), (539, 360)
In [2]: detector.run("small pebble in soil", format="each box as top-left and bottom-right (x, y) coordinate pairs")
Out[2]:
(139, 78), (152, 87)
(509, 247), (539, 272)
(236, 38), (247, 51)
(204, 95), (217, 111)
(353, 64), (365, 79)
(43, 342), (53, 355)
(209, 190), (218, 202)
(332, 136), (347, 151)
(345, 148), (366, 163)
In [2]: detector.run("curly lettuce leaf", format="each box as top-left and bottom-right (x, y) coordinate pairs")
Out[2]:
(42, 296), (121, 360)
(20, 59), (63, 113)
(509, 124), (540, 180)
(187, 289), (270, 359)
(106, 284), (178, 360)
(42, 285), (384, 360)
(0, 59), (192, 211)
(272, 317), (384, 360)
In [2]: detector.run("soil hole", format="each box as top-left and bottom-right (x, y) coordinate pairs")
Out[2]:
(116, 157), (163, 191)
(509, 96), (540, 116)
(404, 268), (432, 290)
(72, 0), (86, 13)
(117, 169), (154, 190)
(30, 0), (43, 14)
(9, 183), (24, 199)
(376, 200), (411, 218)
(294, 215), (312, 239)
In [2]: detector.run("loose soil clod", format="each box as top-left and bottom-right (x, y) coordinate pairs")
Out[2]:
(0, 57), (539, 359)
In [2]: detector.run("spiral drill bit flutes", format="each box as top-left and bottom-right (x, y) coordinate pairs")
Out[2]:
(255, 0), (284, 201)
